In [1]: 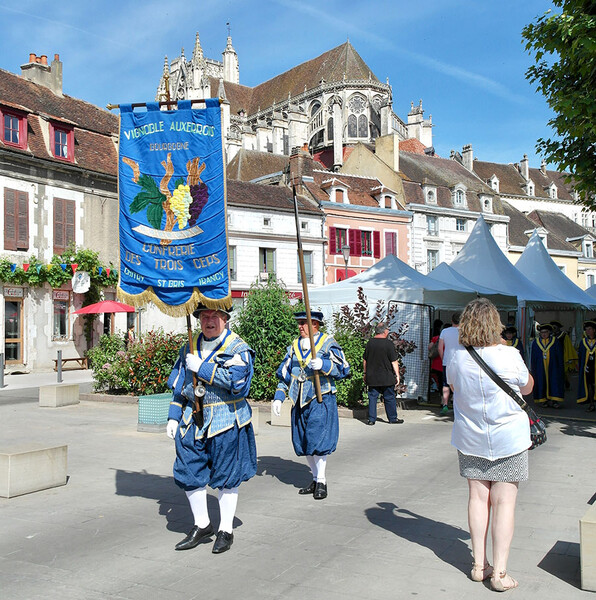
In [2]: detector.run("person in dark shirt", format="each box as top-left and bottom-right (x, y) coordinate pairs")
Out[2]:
(363, 322), (403, 425)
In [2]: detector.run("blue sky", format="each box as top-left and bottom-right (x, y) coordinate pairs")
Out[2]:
(0, 0), (556, 168)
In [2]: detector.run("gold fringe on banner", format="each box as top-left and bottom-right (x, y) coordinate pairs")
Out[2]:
(117, 286), (232, 318)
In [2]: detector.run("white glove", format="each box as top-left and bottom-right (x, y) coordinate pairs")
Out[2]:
(309, 357), (323, 371)
(166, 419), (178, 439)
(272, 400), (282, 417)
(186, 353), (203, 373)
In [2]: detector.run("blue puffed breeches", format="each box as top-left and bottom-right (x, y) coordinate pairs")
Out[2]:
(173, 422), (257, 491)
(291, 393), (339, 456)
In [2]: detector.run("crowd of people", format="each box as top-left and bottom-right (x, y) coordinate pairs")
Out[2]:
(161, 298), (591, 594)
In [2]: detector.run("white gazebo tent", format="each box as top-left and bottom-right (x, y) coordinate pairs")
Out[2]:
(308, 254), (486, 402)
(514, 229), (596, 343)
(449, 216), (577, 346)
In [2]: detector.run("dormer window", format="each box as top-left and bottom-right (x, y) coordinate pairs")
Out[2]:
(585, 240), (594, 258)
(330, 186), (349, 204)
(489, 175), (500, 193)
(526, 180), (535, 196)
(50, 121), (74, 162)
(1, 108), (27, 150)
(452, 184), (467, 207)
(480, 195), (493, 213)
(549, 183), (558, 199)
(336, 189), (344, 203)
(423, 185), (437, 204)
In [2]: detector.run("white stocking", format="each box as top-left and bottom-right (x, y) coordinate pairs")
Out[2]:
(185, 487), (210, 528)
(218, 487), (239, 534)
(314, 455), (327, 483)
(305, 455), (317, 480)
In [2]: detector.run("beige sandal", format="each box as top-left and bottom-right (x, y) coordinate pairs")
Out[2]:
(470, 562), (493, 582)
(490, 571), (519, 592)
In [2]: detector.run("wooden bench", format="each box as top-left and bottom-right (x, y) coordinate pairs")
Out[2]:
(53, 357), (88, 371)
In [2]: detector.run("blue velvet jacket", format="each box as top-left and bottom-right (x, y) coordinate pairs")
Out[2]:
(167, 330), (255, 439)
(274, 332), (350, 407)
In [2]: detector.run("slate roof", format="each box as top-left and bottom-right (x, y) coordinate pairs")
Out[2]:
(501, 201), (577, 252)
(473, 160), (526, 196)
(227, 149), (289, 181)
(0, 67), (118, 176)
(528, 167), (575, 201)
(227, 179), (322, 215)
(399, 150), (504, 214)
(211, 42), (379, 117)
(311, 169), (397, 209)
(527, 210), (593, 242)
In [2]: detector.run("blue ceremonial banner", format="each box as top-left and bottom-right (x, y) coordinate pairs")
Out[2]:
(116, 99), (230, 316)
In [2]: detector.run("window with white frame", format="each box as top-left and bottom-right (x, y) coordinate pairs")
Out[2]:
(361, 230), (373, 256)
(229, 246), (237, 281)
(259, 248), (275, 274)
(385, 231), (397, 256)
(300, 220), (309, 233)
(549, 183), (558, 199)
(427, 215), (438, 236)
(481, 196), (492, 212)
(456, 218), (466, 232)
(427, 249), (439, 271)
(52, 290), (70, 340)
(297, 251), (313, 283)
(588, 274), (595, 287)
(585, 241), (594, 258)
(453, 188), (465, 206)
(263, 217), (271, 227)
(527, 181), (535, 196)
(489, 175), (499, 193)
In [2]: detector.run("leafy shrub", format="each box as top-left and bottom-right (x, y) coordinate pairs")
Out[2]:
(333, 287), (416, 407)
(88, 330), (185, 395)
(233, 277), (303, 400)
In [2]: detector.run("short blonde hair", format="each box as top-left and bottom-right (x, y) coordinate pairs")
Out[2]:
(458, 298), (503, 347)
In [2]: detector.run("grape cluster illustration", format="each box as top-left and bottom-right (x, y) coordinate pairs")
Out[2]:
(188, 182), (209, 227)
(169, 184), (193, 229)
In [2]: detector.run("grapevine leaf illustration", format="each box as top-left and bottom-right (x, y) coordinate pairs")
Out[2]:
(147, 202), (164, 230)
(174, 177), (185, 189)
(129, 191), (155, 214)
(138, 174), (167, 205)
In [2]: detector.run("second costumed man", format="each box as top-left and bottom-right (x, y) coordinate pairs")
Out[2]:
(166, 304), (257, 554)
(272, 310), (350, 499)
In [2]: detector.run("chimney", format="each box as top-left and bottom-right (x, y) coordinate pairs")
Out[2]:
(520, 154), (529, 180)
(21, 52), (63, 97)
(462, 144), (473, 171)
(289, 145), (312, 193)
(540, 159), (547, 175)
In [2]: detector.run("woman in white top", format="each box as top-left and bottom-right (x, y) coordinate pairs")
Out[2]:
(447, 298), (534, 592)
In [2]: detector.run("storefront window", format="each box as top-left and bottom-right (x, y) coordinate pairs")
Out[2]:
(4, 299), (22, 362)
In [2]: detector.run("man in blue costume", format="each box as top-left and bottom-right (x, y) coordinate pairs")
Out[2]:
(272, 310), (350, 500)
(502, 325), (525, 362)
(530, 322), (565, 408)
(166, 304), (256, 554)
(577, 320), (596, 412)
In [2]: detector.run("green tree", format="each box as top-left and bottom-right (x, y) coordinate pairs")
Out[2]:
(233, 277), (302, 400)
(523, 1), (596, 205)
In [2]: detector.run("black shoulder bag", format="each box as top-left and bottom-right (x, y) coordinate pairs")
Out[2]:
(465, 346), (547, 450)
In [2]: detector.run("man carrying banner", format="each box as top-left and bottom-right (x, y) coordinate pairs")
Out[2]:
(166, 303), (256, 554)
(272, 310), (350, 500)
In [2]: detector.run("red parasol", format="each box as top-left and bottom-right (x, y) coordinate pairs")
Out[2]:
(74, 300), (136, 314)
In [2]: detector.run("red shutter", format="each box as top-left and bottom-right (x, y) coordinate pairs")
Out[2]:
(349, 229), (357, 256)
(16, 191), (29, 251)
(54, 197), (64, 254)
(355, 230), (362, 256)
(373, 231), (381, 258)
(329, 226), (336, 254)
(4, 189), (16, 250)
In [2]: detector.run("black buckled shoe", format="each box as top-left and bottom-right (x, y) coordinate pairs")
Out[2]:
(298, 481), (316, 495)
(313, 482), (327, 500)
(212, 530), (234, 554)
(175, 524), (214, 550)
(390, 418), (404, 424)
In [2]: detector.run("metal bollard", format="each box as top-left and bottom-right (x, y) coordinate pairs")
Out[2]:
(0, 353), (5, 388)
(57, 350), (63, 383)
